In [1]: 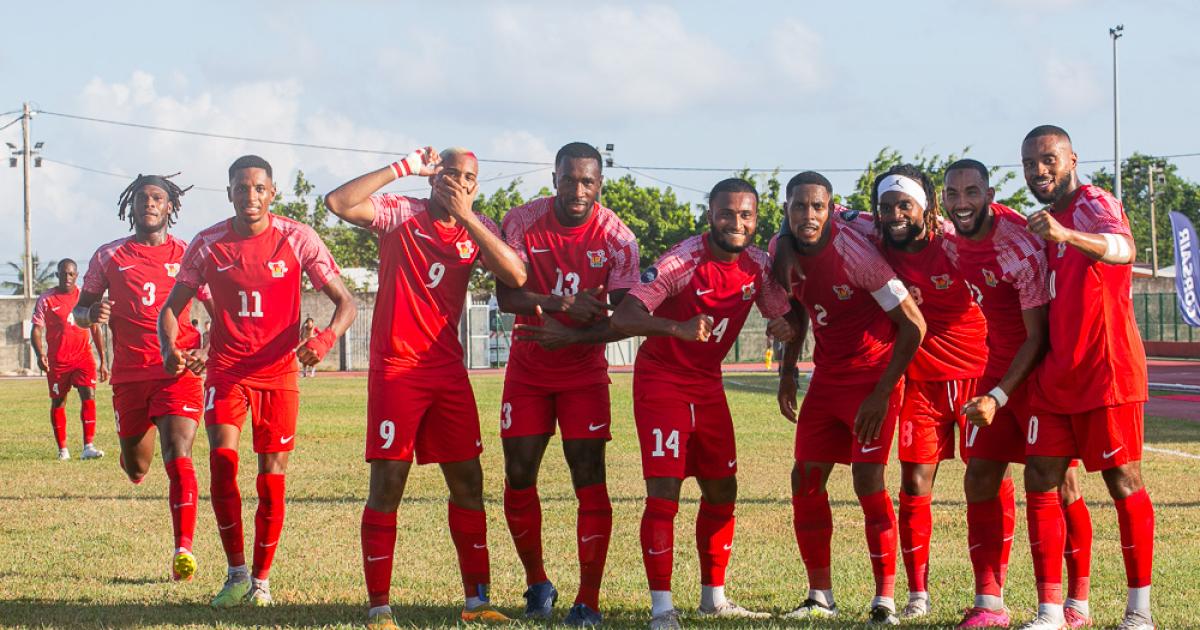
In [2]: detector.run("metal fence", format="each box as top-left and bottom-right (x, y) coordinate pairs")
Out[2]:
(1134, 292), (1196, 343)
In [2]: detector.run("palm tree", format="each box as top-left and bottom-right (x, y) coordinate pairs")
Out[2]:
(2, 253), (57, 295)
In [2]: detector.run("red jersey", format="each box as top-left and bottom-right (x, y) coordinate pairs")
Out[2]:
(630, 233), (789, 399)
(502, 197), (640, 388)
(950, 204), (1049, 380)
(883, 225), (988, 381)
(176, 214), (339, 383)
(1033, 185), (1148, 413)
(31, 286), (94, 368)
(788, 220), (904, 385)
(83, 235), (207, 384)
(368, 193), (500, 374)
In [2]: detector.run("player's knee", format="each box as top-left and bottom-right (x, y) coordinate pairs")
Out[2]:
(851, 463), (886, 496)
(1101, 463), (1144, 500)
(504, 459), (539, 489)
(50, 397), (67, 409)
(963, 467), (1004, 502)
(1023, 459), (1065, 492)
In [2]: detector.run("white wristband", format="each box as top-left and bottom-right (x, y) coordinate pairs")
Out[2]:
(987, 386), (1008, 408)
(1101, 233), (1132, 263)
(388, 149), (426, 180)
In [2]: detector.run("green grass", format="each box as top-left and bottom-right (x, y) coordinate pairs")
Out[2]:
(1, 373), (1198, 628)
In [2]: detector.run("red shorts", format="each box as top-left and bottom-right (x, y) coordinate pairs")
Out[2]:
(46, 361), (97, 398)
(794, 377), (903, 465)
(898, 378), (977, 464)
(366, 369), (482, 465)
(633, 379), (735, 480)
(112, 373), (204, 438)
(203, 373), (299, 454)
(1026, 403), (1144, 472)
(500, 378), (612, 440)
(963, 377), (1032, 464)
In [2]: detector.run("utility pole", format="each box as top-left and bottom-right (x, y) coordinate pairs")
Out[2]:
(1147, 162), (1161, 278)
(7, 103), (42, 299)
(1110, 25), (1124, 204)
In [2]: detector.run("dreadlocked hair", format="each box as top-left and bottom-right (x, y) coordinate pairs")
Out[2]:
(117, 173), (192, 230)
(870, 163), (943, 240)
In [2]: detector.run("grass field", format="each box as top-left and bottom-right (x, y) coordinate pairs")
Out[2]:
(1, 373), (1198, 629)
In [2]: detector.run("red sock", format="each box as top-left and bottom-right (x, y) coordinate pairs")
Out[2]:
(792, 491), (833, 590)
(999, 477), (1016, 588)
(252, 473), (287, 580)
(362, 506), (397, 608)
(575, 483), (612, 609)
(696, 499), (735, 587)
(967, 496), (1004, 597)
(50, 407), (67, 449)
(640, 497), (678, 592)
(503, 483), (547, 586)
(899, 491), (932, 594)
(1027, 491), (1065, 605)
(209, 448), (244, 567)
(164, 457), (197, 551)
(859, 490), (897, 598)
(1063, 497), (1092, 600)
(448, 502), (490, 597)
(81, 399), (97, 444)
(1114, 488), (1154, 588)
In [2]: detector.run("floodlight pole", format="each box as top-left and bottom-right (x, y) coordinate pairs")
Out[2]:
(1110, 25), (1124, 205)
(21, 102), (32, 299)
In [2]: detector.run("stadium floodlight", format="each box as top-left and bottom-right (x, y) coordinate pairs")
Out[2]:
(5, 142), (15, 150)
(33, 142), (43, 149)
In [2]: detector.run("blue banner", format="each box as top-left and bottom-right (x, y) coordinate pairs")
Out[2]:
(1169, 211), (1200, 327)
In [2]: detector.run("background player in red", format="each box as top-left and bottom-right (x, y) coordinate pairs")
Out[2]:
(325, 146), (526, 629)
(159, 155), (356, 609)
(31, 258), (108, 461)
(944, 159), (1093, 628)
(773, 171), (925, 626)
(73, 173), (211, 582)
(1017, 126), (1154, 630)
(493, 142), (639, 626)
(872, 165), (988, 620)
(611, 178), (794, 630)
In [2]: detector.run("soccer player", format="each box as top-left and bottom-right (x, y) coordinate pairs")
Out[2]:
(31, 258), (108, 461)
(872, 164), (988, 619)
(324, 146), (527, 629)
(1018, 126), (1154, 630)
(494, 142), (639, 625)
(73, 173), (210, 581)
(943, 159), (1093, 628)
(774, 171), (925, 626)
(159, 155), (357, 608)
(610, 178), (794, 630)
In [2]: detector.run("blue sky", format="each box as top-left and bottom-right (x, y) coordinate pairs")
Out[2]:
(2, 0), (1198, 278)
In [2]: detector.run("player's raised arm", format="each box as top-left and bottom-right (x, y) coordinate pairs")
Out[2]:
(436, 171), (526, 288)
(325, 147), (439, 228)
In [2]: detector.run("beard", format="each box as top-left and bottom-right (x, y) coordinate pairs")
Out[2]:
(949, 205), (988, 237)
(711, 229), (749, 254)
(882, 219), (924, 248)
(1029, 171), (1073, 204)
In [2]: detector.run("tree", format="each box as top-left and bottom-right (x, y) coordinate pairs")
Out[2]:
(273, 171), (379, 273)
(2, 253), (56, 295)
(602, 174), (702, 267)
(1091, 154), (1200, 269)
(845, 147), (1033, 217)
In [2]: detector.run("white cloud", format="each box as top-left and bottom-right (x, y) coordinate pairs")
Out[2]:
(1041, 56), (1103, 115)
(768, 18), (826, 89)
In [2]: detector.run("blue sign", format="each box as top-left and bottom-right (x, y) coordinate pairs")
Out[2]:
(1168, 211), (1200, 327)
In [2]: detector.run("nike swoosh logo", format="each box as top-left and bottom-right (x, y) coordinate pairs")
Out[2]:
(475, 440), (482, 447)
(723, 543), (733, 550)
(182, 405), (199, 412)
(588, 423), (608, 432)
(727, 459), (737, 468)
(530, 247), (551, 254)
(1030, 540), (1042, 547)
(513, 530), (529, 539)
(1002, 536), (1014, 542)
(280, 435), (295, 444)
(968, 544), (982, 552)
(118, 264), (136, 271)
(172, 503), (193, 509)
(367, 555), (390, 562)
(1064, 548), (1079, 554)
(861, 445), (882, 453)
(581, 535), (606, 543)
(1122, 544), (1136, 550)
(51, 306), (60, 311)
(695, 289), (714, 296)
(472, 543), (487, 549)
(216, 263), (236, 272)
(218, 522), (237, 531)
(648, 548), (672, 555)
(414, 229), (434, 241)
(1103, 446), (1124, 459)
(902, 545), (923, 553)
(258, 541), (278, 548)
(869, 552), (887, 558)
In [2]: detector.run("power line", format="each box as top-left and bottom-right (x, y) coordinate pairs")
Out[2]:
(0, 116), (22, 133)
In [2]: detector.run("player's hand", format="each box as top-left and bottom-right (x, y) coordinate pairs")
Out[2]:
(961, 394), (998, 428)
(35, 355), (48, 373)
(554, 285), (611, 323)
(413, 146), (440, 177)
(98, 363), (110, 383)
(671, 314), (714, 342)
(434, 172), (479, 223)
(1026, 209), (1070, 243)
(183, 347), (207, 375)
(777, 370), (799, 423)
(163, 346), (189, 376)
(853, 387), (890, 445)
(513, 305), (578, 351)
(88, 299), (112, 325)
(767, 316), (796, 342)
(296, 328), (337, 366)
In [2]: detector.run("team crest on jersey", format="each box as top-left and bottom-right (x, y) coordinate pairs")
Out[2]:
(741, 282), (756, 301)
(833, 284), (854, 300)
(1057, 241), (1067, 258)
(267, 260), (288, 278)
(586, 249), (607, 268)
(164, 263), (180, 278)
(456, 240), (475, 260)
(641, 266), (659, 283)
(930, 274), (953, 290)
(981, 268), (998, 287)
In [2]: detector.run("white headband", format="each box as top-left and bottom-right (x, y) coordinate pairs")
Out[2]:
(877, 174), (928, 210)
